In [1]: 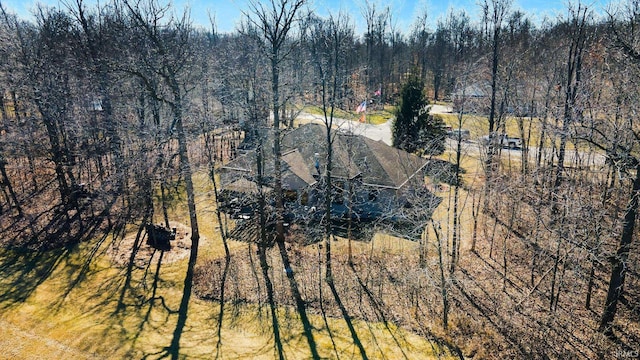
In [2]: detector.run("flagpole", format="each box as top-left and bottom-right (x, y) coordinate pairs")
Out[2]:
(364, 101), (367, 123)
(356, 100), (367, 123)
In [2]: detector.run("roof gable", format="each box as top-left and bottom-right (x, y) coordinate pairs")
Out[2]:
(282, 149), (317, 190)
(222, 123), (428, 191)
(363, 137), (428, 188)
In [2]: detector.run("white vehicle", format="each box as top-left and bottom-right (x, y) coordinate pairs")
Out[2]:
(480, 133), (523, 149)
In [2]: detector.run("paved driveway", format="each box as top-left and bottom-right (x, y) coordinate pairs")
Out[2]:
(295, 104), (452, 146)
(295, 112), (393, 145)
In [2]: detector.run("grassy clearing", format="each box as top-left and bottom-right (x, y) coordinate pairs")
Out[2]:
(436, 113), (539, 141)
(301, 104), (353, 120)
(0, 170), (457, 359)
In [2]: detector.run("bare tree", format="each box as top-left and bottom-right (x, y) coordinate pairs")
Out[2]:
(480, 0), (512, 211)
(121, 1), (202, 356)
(409, 8), (429, 85)
(595, 0), (640, 335)
(362, 1), (389, 100)
(549, 3), (591, 311)
(306, 12), (354, 276)
(246, 0), (304, 242)
(245, 1), (319, 357)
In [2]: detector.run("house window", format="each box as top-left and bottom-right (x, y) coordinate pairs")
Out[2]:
(284, 190), (297, 203)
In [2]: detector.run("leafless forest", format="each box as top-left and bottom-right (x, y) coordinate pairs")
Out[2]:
(0, 0), (639, 358)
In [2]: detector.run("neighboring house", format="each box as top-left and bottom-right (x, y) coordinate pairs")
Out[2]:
(452, 83), (489, 114)
(218, 123), (441, 243)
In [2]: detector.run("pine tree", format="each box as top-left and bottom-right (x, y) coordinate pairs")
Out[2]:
(392, 74), (446, 155)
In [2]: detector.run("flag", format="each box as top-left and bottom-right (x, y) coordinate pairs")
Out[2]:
(374, 88), (381, 96)
(356, 100), (367, 113)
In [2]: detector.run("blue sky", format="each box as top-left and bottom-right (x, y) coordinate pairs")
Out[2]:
(1, 0), (610, 34)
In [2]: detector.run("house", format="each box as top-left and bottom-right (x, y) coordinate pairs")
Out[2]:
(452, 83), (489, 114)
(218, 123), (442, 243)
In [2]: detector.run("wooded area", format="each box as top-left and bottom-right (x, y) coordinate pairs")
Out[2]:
(0, 0), (639, 358)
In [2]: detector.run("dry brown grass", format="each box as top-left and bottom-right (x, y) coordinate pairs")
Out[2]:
(442, 166), (639, 359)
(0, 235), (457, 359)
(0, 170), (459, 359)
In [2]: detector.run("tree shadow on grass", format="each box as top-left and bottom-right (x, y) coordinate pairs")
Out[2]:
(116, 219), (149, 313)
(0, 187), (122, 309)
(348, 262), (409, 360)
(126, 250), (178, 352)
(53, 216), (120, 309)
(0, 246), (70, 311)
(258, 242), (286, 360)
(0, 196), (225, 359)
(326, 277), (369, 360)
(276, 240), (321, 360)
(76, 239), (191, 360)
(0, 202), (103, 308)
(213, 251), (231, 360)
(347, 261), (464, 360)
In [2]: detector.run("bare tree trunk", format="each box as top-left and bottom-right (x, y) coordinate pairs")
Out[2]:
(248, 2), (317, 356)
(433, 221), (449, 331)
(40, 106), (73, 206)
(0, 153), (22, 217)
(549, 216), (564, 311)
(450, 108), (464, 273)
(169, 90), (200, 360)
(585, 258), (596, 309)
(599, 161), (640, 335)
(160, 181), (171, 229)
(471, 191), (481, 253)
(482, 0), (510, 212)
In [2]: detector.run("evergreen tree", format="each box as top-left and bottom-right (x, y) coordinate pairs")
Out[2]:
(392, 74), (446, 155)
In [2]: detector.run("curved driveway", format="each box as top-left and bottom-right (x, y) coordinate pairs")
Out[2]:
(295, 112), (393, 144)
(295, 105), (452, 146)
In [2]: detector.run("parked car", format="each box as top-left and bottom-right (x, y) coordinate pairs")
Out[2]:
(480, 133), (523, 149)
(446, 128), (471, 141)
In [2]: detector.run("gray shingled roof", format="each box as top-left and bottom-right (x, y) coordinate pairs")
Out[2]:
(281, 149), (318, 190)
(360, 137), (428, 188)
(220, 123), (428, 192)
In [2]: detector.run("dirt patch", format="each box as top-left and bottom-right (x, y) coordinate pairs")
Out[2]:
(107, 222), (200, 268)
